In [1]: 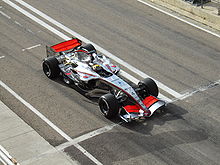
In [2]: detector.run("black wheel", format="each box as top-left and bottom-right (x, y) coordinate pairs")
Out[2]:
(138, 78), (159, 97)
(99, 93), (120, 119)
(42, 56), (60, 79)
(82, 43), (97, 54)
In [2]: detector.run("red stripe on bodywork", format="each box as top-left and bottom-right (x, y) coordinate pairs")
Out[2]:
(65, 72), (72, 75)
(74, 50), (89, 53)
(123, 104), (140, 113)
(143, 96), (158, 108)
(123, 104), (151, 116)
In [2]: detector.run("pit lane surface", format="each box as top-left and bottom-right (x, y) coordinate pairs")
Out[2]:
(1, 0), (220, 164)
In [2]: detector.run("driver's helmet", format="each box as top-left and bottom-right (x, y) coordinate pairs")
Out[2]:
(92, 64), (102, 72)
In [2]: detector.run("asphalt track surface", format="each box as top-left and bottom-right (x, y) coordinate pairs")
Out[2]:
(1, 0), (220, 164)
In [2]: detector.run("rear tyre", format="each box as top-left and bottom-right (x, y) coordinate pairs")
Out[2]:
(42, 56), (60, 79)
(138, 78), (159, 97)
(82, 44), (97, 54)
(99, 93), (120, 119)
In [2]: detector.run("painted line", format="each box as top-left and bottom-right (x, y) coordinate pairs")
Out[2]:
(0, 10), (11, 19)
(0, 56), (5, 59)
(0, 80), (72, 141)
(21, 123), (120, 165)
(22, 44), (41, 51)
(0, 80), (103, 165)
(1, 0), (70, 40)
(14, 20), (23, 27)
(56, 123), (121, 151)
(14, 0), (182, 98)
(173, 79), (220, 101)
(138, 0), (220, 39)
(73, 144), (102, 165)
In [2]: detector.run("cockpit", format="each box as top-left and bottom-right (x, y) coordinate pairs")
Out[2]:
(76, 50), (92, 63)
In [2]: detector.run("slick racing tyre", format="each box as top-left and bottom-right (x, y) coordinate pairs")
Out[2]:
(42, 56), (60, 79)
(99, 93), (120, 119)
(82, 43), (97, 54)
(138, 78), (159, 97)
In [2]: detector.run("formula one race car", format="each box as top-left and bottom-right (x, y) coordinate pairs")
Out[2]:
(42, 38), (166, 122)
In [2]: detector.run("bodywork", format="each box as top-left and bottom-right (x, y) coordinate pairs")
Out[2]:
(44, 38), (166, 122)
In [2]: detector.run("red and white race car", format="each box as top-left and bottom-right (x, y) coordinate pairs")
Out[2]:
(42, 38), (166, 122)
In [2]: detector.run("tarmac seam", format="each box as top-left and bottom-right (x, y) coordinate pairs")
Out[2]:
(0, 130), (34, 142)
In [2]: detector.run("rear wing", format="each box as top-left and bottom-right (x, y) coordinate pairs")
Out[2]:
(46, 38), (82, 57)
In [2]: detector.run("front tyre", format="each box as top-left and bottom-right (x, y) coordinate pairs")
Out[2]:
(138, 78), (159, 97)
(99, 93), (119, 119)
(42, 56), (60, 79)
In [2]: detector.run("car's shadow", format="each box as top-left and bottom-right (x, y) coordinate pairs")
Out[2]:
(120, 103), (189, 135)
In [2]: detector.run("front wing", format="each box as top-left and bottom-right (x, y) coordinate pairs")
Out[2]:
(120, 96), (165, 122)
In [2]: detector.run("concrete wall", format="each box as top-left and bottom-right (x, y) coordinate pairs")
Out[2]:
(148, 0), (220, 31)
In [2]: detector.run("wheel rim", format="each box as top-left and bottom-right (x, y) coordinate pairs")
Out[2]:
(100, 99), (109, 115)
(43, 63), (51, 77)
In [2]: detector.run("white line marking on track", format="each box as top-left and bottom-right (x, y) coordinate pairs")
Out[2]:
(21, 123), (120, 165)
(138, 0), (220, 39)
(0, 10), (11, 19)
(22, 44), (41, 51)
(2, 0), (70, 40)
(14, 20), (23, 27)
(73, 144), (103, 165)
(56, 123), (121, 151)
(0, 80), (103, 165)
(173, 79), (220, 101)
(13, 0), (181, 99)
(0, 56), (5, 59)
(0, 80), (72, 141)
